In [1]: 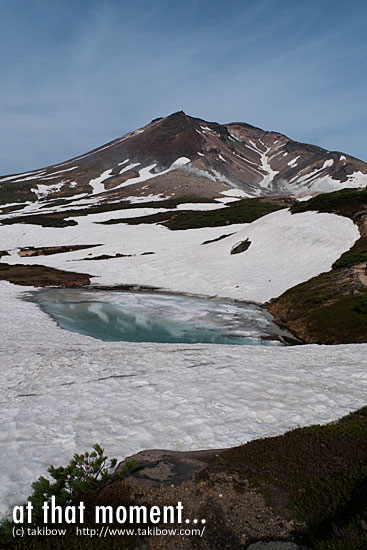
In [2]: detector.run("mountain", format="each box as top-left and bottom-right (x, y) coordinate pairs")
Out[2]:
(1, 111), (366, 207)
(0, 111), (366, 345)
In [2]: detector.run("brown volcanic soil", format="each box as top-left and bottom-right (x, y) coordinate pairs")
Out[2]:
(0, 263), (91, 287)
(116, 450), (302, 550)
(114, 169), (230, 200)
(122, 111), (204, 167)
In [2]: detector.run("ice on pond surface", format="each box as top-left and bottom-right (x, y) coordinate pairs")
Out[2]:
(34, 289), (288, 345)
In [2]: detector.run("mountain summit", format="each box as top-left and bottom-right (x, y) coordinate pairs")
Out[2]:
(1, 111), (366, 206)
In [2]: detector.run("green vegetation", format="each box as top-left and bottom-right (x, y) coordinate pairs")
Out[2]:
(291, 187), (367, 221)
(268, 269), (367, 344)
(2, 411), (367, 549)
(0, 182), (37, 205)
(0, 196), (287, 230)
(29, 444), (118, 524)
(103, 211), (172, 226)
(333, 251), (367, 269)
(0, 446), (139, 549)
(0, 214), (78, 228)
(207, 407), (367, 549)
(0, 204), (26, 214)
(275, 187), (367, 342)
(0, 196), (213, 228)
(354, 296), (367, 314)
(102, 198), (286, 230)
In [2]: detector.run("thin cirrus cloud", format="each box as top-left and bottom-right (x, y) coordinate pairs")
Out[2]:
(0, 0), (366, 174)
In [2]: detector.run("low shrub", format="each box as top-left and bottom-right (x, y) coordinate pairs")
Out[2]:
(354, 296), (367, 314)
(0, 445), (139, 548)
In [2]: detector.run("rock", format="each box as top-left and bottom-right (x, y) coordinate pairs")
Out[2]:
(230, 238), (251, 254)
(116, 448), (222, 487)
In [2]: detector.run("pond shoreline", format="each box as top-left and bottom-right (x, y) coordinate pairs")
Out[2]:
(27, 285), (302, 346)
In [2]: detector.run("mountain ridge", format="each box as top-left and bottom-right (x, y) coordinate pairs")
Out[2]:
(1, 111), (366, 207)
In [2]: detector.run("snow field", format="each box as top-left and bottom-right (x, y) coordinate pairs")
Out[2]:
(0, 281), (366, 517)
(0, 209), (360, 303)
(0, 200), (363, 517)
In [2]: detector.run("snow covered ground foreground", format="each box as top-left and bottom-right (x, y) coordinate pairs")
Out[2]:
(1, 281), (367, 517)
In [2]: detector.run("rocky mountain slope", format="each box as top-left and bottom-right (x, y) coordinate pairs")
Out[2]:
(0, 112), (366, 344)
(1, 111), (367, 208)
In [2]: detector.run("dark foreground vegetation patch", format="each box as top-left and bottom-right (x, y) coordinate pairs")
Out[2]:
(206, 407), (367, 549)
(333, 251), (367, 269)
(0, 263), (91, 287)
(1, 409), (366, 549)
(332, 230), (367, 270)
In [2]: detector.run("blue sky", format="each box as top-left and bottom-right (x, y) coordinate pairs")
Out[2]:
(1, 0), (366, 174)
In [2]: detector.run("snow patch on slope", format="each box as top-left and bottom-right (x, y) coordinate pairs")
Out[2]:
(111, 158), (191, 192)
(176, 202), (225, 211)
(287, 155), (300, 167)
(249, 140), (279, 189)
(32, 182), (65, 199)
(119, 162), (140, 174)
(346, 171), (367, 187)
(89, 169), (114, 194)
(0, 209), (359, 303)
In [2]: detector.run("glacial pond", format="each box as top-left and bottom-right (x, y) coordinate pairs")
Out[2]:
(34, 288), (291, 346)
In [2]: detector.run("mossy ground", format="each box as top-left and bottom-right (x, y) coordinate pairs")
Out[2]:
(101, 198), (287, 230)
(205, 407), (367, 549)
(0, 196), (214, 228)
(268, 269), (367, 344)
(291, 187), (367, 221)
(0, 182), (37, 205)
(269, 187), (367, 343)
(2, 196), (286, 230)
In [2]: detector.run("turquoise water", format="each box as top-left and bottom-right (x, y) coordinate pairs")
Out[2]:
(35, 289), (287, 346)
